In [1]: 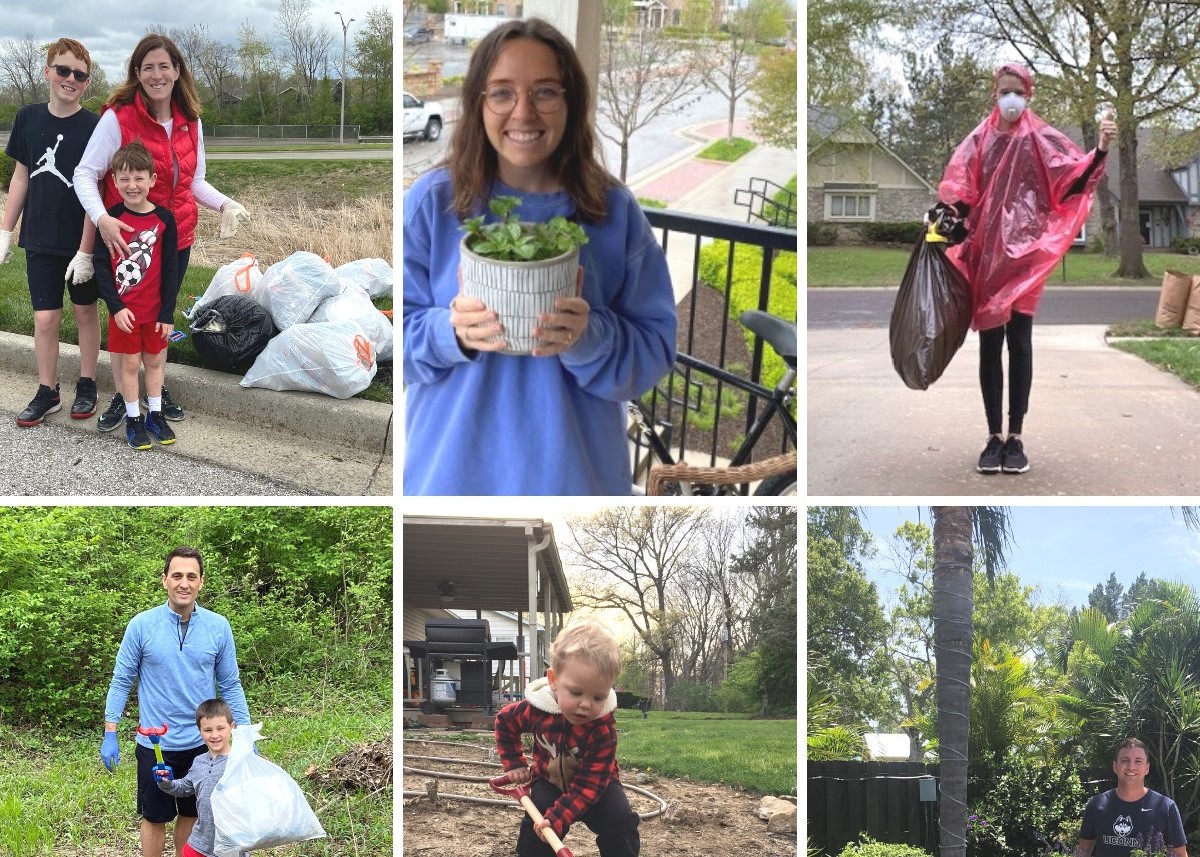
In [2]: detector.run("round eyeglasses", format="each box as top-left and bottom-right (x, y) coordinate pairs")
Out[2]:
(482, 85), (567, 115)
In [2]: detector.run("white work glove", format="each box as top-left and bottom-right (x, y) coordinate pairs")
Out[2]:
(65, 250), (94, 284)
(0, 229), (12, 264)
(219, 201), (251, 238)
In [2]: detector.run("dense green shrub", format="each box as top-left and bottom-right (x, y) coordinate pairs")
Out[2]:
(862, 221), (925, 244)
(668, 681), (718, 712)
(837, 835), (931, 857)
(0, 153), (14, 194)
(968, 755), (1087, 857)
(809, 220), (838, 246)
(1170, 236), (1200, 255)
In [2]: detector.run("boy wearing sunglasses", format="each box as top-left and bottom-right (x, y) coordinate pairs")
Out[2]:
(0, 37), (102, 428)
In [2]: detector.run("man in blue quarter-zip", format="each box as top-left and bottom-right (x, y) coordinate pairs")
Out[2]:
(101, 546), (252, 857)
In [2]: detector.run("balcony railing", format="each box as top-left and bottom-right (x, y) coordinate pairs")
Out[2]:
(636, 208), (797, 481)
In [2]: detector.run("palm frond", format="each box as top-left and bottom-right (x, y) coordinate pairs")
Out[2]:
(972, 506), (1014, 584)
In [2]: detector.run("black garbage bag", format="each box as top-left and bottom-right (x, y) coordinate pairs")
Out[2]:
(889, 230), (974, 390)
(189, 295), (277, 374)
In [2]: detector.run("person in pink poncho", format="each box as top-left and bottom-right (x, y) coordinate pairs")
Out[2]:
(931, 63), (1117, 475)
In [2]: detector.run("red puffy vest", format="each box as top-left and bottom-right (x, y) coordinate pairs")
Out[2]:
(102, 94), (199, 250)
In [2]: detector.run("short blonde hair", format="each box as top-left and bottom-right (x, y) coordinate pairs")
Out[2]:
(551, 618), (621, 683)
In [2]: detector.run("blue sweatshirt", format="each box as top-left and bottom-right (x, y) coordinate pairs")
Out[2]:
(403, 168), (677, 495)
(104, 602), (252, 751)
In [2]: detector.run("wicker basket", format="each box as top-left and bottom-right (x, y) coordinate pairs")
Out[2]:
(459, 234), (579, 355)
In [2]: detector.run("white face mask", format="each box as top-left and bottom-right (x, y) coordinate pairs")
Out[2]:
(997, 92), (1027, 122)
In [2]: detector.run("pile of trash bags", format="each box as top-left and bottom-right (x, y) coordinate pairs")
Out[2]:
(186, 252), (393, 399)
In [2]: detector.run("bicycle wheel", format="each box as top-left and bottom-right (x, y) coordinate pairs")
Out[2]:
(753, 470), (797, 496)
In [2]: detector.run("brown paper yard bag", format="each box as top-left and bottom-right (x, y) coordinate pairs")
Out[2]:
(1157, 270), (1192, 328)
(1183, 275), (1200, 334)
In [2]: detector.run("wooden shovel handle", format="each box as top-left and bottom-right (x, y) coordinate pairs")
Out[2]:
(516, 794), (573, 857)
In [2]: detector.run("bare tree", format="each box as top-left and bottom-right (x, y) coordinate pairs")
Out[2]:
(562, 506), (710, 703)
(706, 0), (790, 140)
(596, 1), (707, 181)
(0, 35), (48, 107)
(277, 0), (334, 101)
(237, 21), (273, 121)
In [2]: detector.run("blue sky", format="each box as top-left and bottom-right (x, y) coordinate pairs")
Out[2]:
(855, 506), (1200, 611)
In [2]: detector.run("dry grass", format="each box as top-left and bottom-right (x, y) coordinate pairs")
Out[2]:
(190, 192), (393, 270)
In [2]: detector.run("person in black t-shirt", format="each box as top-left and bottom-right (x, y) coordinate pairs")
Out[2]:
(0, 37), (101, 427)
(1077, 738), (1188, 857)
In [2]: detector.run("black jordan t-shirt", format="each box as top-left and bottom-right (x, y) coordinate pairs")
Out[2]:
(6, 103), (99, 255)
(1081, 789), (1186, 857)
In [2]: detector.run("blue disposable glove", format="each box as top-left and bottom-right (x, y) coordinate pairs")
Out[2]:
(153, 764), (175, 783)
(101, 730), (119, 772)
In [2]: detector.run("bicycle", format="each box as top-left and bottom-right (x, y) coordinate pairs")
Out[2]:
(628, 309), (797, 496)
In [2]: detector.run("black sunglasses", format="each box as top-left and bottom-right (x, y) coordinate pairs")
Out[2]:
(51, 65), (90, 83)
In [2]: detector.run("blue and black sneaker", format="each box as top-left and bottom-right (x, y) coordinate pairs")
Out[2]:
(145, 411), (176, 445)
(126, 415), (152, 450)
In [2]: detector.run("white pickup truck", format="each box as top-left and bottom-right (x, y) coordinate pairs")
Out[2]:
(402, 91), (444, 142)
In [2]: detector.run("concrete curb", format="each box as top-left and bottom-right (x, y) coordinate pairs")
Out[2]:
(0, 331), (394, 456)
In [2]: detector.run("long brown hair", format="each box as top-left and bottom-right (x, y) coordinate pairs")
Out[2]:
(445, 18), (612, 223)
(107, 34), (202, 121)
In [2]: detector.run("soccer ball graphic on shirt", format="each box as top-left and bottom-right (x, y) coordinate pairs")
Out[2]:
(114, 228), (159, 295)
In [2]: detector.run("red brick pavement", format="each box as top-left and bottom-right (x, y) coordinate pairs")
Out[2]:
(633, 158), (727, 204)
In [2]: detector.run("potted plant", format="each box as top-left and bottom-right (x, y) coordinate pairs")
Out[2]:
(459, 195), (589, 354)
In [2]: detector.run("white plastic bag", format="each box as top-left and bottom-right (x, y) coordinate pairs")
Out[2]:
(260, 251), (343, 331)
(210, 723), (326, 857)
(310, 288), (393, 361)
(188, 255), (265, 318)
(335, 257), (393, 298)
(240, 321), (377, 399)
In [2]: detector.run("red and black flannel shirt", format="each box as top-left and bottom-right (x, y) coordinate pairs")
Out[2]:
(495, 697), (620, 837)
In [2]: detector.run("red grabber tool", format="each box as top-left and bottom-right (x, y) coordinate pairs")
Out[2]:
(137, 723), (171, 778)
(489, 774), (574, 857)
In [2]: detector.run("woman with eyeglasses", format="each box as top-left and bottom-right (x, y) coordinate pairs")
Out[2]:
(73, 33), (251, 431)
(403, 17), (677, 495)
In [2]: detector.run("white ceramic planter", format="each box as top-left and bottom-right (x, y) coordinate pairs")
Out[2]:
(459, 233), (579, 355)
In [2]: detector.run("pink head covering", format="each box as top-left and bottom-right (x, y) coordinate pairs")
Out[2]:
(994, 63), (1033, 95)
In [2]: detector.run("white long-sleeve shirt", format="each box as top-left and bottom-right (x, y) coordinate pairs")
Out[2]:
(73, 109), (230, 225)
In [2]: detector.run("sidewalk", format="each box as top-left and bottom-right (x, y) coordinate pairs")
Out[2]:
(0, 333), (393, 496)
(808, 325), (1200, 496)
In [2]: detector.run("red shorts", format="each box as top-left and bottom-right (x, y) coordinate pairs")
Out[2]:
(181, 842), (204, 857)
(108, 319), (168, 355)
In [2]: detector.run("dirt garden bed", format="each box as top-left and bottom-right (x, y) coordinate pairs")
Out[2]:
(402, 733), (797, 856)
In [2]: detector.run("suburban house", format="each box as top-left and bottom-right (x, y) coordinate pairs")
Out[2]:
(809, 105), (1200, 249)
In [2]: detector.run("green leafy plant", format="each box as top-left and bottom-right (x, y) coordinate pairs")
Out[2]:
(462, 195), (589, 262)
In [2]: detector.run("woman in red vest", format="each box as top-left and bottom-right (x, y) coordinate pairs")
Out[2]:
(75, 33), (250, 429)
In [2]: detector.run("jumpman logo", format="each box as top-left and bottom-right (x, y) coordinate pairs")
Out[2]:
(29, 134), (72, 187)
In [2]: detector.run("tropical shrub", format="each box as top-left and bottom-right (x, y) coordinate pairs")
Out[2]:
(837, 835), (931, 857)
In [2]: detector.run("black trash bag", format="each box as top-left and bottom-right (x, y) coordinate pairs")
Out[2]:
(189, 295), (277, 374)
(889, 231), (974, 390)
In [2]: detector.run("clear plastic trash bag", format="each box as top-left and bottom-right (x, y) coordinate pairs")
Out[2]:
(188, 255), (265, 318)
(310, 287), (393, 362)
(260, 251), (344, 331)
(240, 321), (377, 399)
(211, 723), (326, 857)
(336, 257), (393, 298)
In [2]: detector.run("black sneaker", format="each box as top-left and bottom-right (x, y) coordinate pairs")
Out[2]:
(16, 384), (61, 427)
(1001, 437), (1030, 474)
(98, 393), (127, 432)
(126, 415), (152, 450)
(145, 411), (176, 445)
(976, 435), (1004, 474)
(142, 387), (184, 421)
(71, 377), (98, 419)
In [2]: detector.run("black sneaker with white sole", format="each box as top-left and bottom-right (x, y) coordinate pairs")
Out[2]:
(98, 392), (127, 432)
(16, 384), (61, 427)
(71, 376), (98, 419)
(1001, 437), (1030, 474)
(976, 435), (1004, 474)
(142, 387), (184, 421)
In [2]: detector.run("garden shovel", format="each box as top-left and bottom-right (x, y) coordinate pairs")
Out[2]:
(488, 774), (574, 857)
(137, 723), (171, 779)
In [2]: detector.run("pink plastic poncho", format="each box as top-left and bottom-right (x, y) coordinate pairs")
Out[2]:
(938, 108), (1105, 331)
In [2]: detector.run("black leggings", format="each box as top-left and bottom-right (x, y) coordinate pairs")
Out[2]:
(978, 311), (1033, 436)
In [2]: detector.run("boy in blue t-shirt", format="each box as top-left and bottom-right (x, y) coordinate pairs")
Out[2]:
(0, 37), (101, 426)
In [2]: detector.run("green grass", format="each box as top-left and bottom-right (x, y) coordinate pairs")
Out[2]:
(1112, 339), (1200, 390)
(0, 692), (391, 856)
(808, 246), (1200, 287)
(207, 144), (392, 153)
(0, 248), (392, 405)
(637, 197), (668, 209)
(614, 710), (796, 795)
(204, 160), (391, 208)
(696, 137), (755, 162)
(1107, 319), (1198, 338)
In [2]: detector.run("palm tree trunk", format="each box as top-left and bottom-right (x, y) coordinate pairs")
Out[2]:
(932, 506), (974, 857)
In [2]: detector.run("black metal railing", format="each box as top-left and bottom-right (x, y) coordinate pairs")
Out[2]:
(638, 208), (797, 473)
(734, 177), (798, 228)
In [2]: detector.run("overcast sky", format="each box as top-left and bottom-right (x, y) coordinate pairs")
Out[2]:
(0, 0), (386, 83)
(854, 506), (1200, 611)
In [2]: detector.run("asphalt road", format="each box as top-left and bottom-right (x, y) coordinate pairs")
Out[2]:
(807, 286), (1161, 329)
